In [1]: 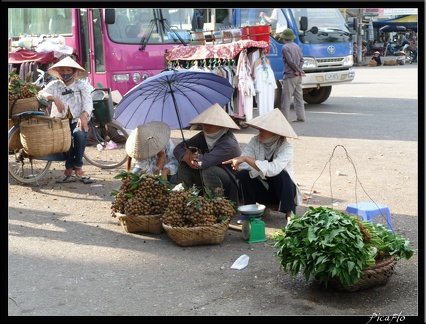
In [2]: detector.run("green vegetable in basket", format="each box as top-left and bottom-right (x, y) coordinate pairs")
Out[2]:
(272, 206), (415, 288)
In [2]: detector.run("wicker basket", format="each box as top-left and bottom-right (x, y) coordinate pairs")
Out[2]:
(9, 97), (39, 117)
(328, 256), (397, 292)
(115, 212), (164, 234)
(162, 218), (230, 247)
(19, 117), (71, 157)
(8, 119), (23, 150)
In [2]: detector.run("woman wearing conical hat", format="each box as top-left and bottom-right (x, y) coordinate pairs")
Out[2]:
(173, 103), (242, 202)
(39, 56), (93, 180)
(125, 121), (178, 181)
(223, 108), (301, 225)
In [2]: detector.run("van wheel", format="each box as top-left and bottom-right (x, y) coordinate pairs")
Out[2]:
(303, 86), (332, 104)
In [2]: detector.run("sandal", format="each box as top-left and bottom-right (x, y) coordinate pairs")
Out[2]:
(74, 168), (85, 177)
(79, 177), (93, 184)
(56, 176), (77, 183)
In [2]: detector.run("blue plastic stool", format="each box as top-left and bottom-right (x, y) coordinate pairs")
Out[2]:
(346, 202), (393, 233)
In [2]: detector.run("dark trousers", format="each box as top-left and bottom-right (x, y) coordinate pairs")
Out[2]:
(237, 169), (297, 213)
(66, 121), (87, 170)
(176, 162), (232, 198)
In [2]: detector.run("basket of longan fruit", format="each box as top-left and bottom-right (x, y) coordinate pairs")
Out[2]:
(111, 172), (172, 234)
(161, 186), (237, 246)
(9, 71), (40, 118)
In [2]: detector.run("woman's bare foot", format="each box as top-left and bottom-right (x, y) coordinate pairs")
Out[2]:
(74, 168), (85, 177)
(64, 168), (73, 177)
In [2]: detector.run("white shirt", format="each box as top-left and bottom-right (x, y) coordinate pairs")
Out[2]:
(40, 79), (93, 123)
(238, 135), (301, 204)
(269, 9), (287, 34)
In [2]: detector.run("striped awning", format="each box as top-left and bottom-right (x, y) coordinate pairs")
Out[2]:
(373, 15), (417, 31)
(390, 14), (417, 23)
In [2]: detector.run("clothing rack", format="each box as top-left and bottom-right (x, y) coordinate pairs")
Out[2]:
(164, 40), (271, 126)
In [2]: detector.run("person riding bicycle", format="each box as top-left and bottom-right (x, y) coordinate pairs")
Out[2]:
(39, 56), (93, 179)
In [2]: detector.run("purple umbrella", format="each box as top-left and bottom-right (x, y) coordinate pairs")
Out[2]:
(114, 69), (234, 141)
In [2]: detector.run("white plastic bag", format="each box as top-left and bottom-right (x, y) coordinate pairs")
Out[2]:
(230, 254), (249, 270)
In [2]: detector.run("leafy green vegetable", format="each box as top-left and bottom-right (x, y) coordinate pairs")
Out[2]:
(272, 206), (415, 288)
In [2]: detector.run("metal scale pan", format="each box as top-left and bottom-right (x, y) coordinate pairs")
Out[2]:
(237, 204), (267, 243)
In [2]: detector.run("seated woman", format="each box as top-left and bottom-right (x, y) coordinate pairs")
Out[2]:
(223, 109), (301, 226)
(126, 121), (178, 182)
(396, 51), (407, 65)
(173, 103), (242, 202)
(371, 51), (382, 66)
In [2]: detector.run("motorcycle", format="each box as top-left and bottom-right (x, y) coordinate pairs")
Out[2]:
(386, 39), (409, 56)
(402, 45), (415, 64)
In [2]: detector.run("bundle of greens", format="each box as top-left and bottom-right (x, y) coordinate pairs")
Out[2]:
(272, 206), (415, 287)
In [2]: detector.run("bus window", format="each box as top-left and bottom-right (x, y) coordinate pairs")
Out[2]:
(79, 9), (90, 73)
(93, 9), (105, 72)
(9, 8), (72, 36)
(105, 8), (194, 45)
(49, 9), (71, 35)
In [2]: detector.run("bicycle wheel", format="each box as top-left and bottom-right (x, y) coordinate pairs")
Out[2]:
(8, 125), (52, 184)
(84, 120), (129, 169)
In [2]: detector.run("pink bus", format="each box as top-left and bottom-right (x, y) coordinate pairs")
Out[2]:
(8, 8), (207, 96)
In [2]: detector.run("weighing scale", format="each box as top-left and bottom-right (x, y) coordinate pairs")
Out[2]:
(238, 204), (267, 243)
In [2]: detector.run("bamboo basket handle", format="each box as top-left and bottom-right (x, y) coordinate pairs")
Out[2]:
(32, 116), (64, 123)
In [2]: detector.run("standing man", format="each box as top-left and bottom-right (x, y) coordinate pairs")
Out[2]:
(280, 28), (306, 122)
(259, 9), (287, 40)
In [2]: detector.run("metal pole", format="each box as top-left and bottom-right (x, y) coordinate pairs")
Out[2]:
(357, 9), (363, 63)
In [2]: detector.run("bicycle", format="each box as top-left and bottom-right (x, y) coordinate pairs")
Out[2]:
(8, 93), (129, 185)
(82, 90), (129, 169)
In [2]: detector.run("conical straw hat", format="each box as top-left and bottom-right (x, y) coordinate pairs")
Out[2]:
(189, 103), (240, 130)
(48, 56), (89, 80)
(244, 108), (298, 138)
(125, 121), (171, 160)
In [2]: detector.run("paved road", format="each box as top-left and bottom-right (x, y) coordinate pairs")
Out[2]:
(8, 63), (420, 318)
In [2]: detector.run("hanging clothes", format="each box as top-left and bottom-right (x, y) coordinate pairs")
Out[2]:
(248, 49), (261, 75)
(253, 56), (277, 116)
(235, 49), (255, 119)
(189, 60), (203, 70)
(222, 60), (235, 115)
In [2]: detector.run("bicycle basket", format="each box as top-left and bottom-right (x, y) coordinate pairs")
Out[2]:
(91, 88), (114, 123)
(19, 117), (71, 157)
(9, 119), (23, 150)
(9, 97), (39, 118)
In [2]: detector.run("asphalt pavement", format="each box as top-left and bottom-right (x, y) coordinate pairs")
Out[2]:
(8, 62), (420, 318)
